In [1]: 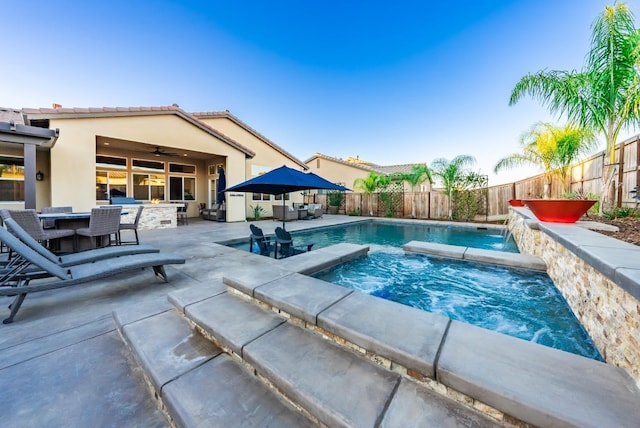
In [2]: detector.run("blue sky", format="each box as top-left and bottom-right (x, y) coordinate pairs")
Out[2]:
(4, 0), (640, 185)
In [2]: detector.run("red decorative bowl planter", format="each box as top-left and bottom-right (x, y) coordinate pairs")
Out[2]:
(508, 199), (525, 207)
(523, 199), (597, 223)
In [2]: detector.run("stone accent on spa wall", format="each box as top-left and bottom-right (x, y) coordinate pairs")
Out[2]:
(508, 210), (640, 387)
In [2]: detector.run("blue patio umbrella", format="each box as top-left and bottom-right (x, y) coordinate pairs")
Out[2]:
(223, 165), (350, 228)
(217, 166), (226, 205)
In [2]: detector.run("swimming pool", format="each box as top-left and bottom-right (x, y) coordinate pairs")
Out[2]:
(315, 249), (603, 360)
(232, 221), (519, 253)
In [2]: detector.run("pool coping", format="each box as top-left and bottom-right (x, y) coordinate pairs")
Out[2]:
(403, 240), (547, 271)
(210, 262), (640, 428)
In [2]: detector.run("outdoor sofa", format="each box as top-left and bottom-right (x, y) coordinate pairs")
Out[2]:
(272, 205), (298, 222)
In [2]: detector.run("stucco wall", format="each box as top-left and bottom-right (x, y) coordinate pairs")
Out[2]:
(201, 117), (305, 218)
(49, 115), (247, 221)
(305, 157), (371, 192)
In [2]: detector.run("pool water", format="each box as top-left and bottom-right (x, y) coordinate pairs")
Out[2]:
(315, 249), (603, 360)
(231, 221), (519, 253)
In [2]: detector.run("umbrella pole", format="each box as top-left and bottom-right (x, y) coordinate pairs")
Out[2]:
(282, 193), (286, 230)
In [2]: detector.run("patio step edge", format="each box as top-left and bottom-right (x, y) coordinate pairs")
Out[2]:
(114, 306), (313, 427)
(220, 270), (640, 428)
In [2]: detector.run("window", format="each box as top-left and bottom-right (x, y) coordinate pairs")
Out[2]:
(252, 193), (271, 201)
(169, 176), (196, 200)
(96, 170), (128, 200)
(169, 163), (196, 174)
(0, 156), (24, 201)
(317, 158), (320, 168)
(96, 155), (126, 169)
(274, 194), (290, 201)
(133, 173), (165, 201)
(132, 159), (164, 172)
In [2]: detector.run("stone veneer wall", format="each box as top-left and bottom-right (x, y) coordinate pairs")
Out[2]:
(508, 211), (640, 387)
(118, 204), (177, 230)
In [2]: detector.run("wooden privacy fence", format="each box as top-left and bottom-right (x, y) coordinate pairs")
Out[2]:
(303, 135), (640, 220)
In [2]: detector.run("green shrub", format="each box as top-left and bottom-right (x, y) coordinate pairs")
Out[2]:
(328, 191), (344, 207)
(603, 207), (640, 220)
(249, 204), (265, 220)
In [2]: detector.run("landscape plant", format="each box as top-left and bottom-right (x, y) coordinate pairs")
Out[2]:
(494, 122), (596, 198)
(398, 164), (432, 218)
(353, 172), (391, 215)
(430, 155), (478, 220)
(452, 172), (488, 221)
(509, 3), (640, 213)
(327, 190), (344, 214)
(249, 204), (265, 220)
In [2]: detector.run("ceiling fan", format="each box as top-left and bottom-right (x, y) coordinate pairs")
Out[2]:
(151, 146), (178, 157)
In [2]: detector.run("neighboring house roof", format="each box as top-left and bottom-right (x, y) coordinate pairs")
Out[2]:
(376, 163), (427, 175)
(305, 153), (381, 173)
(305, 152), (426, 176)
(192, 110), (308, 170)
(22, 105), (255, 158)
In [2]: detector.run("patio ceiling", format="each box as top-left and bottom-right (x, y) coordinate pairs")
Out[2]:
(96, 136), (224, 161)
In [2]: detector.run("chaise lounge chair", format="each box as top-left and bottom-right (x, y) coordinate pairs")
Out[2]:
(249, 224), (274, 257)
(274, 227), (314, 259)
(0, 227), (185, 324)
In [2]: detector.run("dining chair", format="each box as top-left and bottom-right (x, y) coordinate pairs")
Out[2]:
(41, 206), (73, 229)
(75, 206), (122, 249)
(7, 209), (76, 252)
(177, 202), (189, 226)
(119, 205), (144, 245)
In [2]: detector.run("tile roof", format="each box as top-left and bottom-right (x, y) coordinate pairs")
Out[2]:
(375, 163), (428, 175)
(0, 108), (26, 125)
(22, 105), (256, 158)
(305, 153), (426, 175)
(192, 111), (308, 170)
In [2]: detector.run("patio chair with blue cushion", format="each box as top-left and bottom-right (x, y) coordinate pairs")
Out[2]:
(0, 227), (185, 324)
(274, 227), (314, 259)
(249, 224), (274, 257)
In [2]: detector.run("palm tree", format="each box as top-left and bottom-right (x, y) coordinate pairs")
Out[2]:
(353, 172), (383, 194)
(509, 3), (640, 213)
(430, 155), (477, 220)
(353, 172), (388, 215)
(398, 165), (432, 218)
(494, 123), (596, 198)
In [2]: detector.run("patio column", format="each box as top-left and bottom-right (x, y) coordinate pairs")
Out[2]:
(23, 143), (37, 209)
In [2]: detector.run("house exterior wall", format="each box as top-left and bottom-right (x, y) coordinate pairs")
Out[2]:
(47, 115), (247, 221)
(305, 157), (368, 191)
(200, 117), (305, 218)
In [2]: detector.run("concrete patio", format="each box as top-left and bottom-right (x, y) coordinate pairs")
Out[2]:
(1, 215), (639, 427)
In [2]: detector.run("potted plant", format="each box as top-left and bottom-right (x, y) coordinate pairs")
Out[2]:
(327, 191), (344, 214)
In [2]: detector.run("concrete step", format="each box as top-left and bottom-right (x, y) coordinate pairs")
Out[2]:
(175, 284), (500, 427)
(220, 270), (640, 428)
(116, 304), (313, 427)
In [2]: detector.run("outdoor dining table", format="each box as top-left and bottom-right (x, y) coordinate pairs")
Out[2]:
(37, 211), (127, 252)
